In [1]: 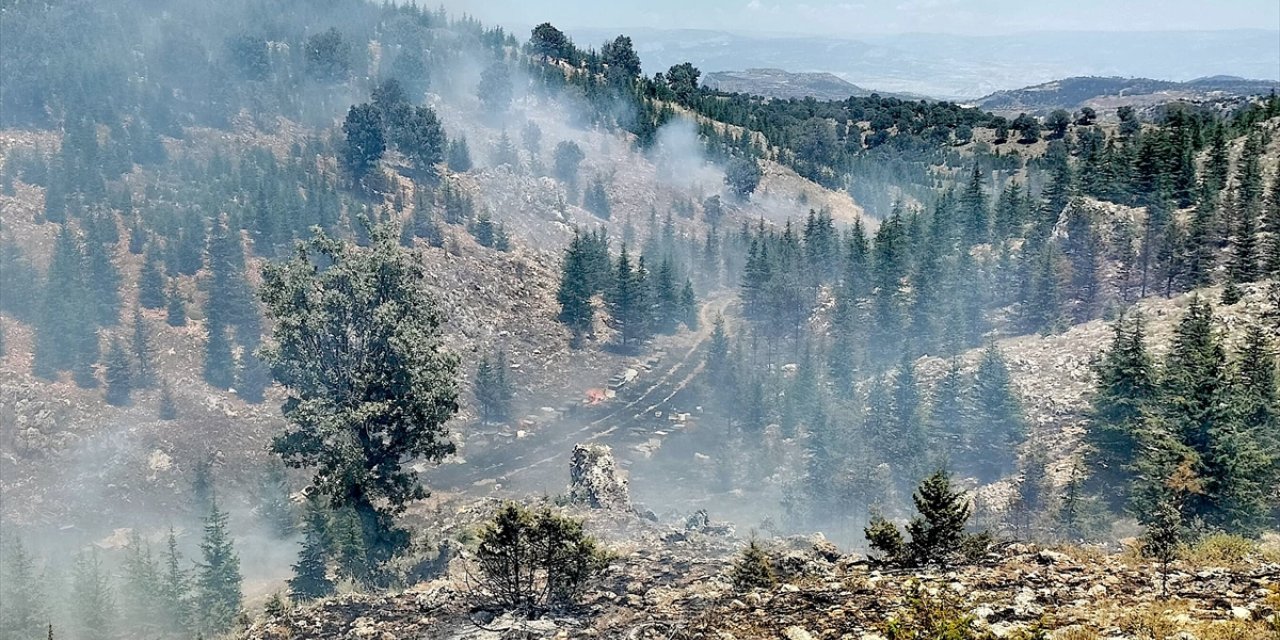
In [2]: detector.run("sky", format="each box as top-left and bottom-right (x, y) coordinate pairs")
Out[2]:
(442, 0), (1280, 37)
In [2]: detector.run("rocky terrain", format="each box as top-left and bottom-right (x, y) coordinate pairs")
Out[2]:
(239, 449), (1280, 640)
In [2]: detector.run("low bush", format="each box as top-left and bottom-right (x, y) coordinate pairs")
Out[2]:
(881, 582), (986, 640)
(1180, 533), (1258, 569)
(472, 502), (611, 613)
(729, 539), (776, 592)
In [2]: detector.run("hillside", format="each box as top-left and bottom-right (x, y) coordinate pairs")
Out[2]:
(975, 75), (1280, 115)
(0, 2), (1278, 639)
(238, 491), (1280, 639)
(703, 68), (916, 101)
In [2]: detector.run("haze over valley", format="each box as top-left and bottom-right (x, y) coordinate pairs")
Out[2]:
(0, 1), (1278, 638)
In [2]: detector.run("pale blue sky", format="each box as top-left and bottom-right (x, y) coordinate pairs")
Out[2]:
(443, 0), (1280, 36)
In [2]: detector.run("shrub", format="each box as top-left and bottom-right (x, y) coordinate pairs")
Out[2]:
(473, 503), (610, 613)
(865, 515), (906, 564)
(882, 582), (986, 640)
(1180, 533), (1259, 569)
(866, 470), (992, 568)
(730, 539), (776, 592)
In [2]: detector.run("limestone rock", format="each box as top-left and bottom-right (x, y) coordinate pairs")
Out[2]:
(568, 443), (630, 510)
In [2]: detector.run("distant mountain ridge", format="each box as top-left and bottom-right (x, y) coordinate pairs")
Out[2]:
(565, 27), (1280, 100)
(973, 75), (1280, 114)
(703, 68), (919, 101)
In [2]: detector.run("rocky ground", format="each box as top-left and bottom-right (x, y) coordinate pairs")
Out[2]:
(239, 447), (1280, 640)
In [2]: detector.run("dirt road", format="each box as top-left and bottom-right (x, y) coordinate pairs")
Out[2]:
(428, 295), (733, 493)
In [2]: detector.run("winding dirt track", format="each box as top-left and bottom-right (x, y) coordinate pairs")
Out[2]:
(430, 296), (733, 492)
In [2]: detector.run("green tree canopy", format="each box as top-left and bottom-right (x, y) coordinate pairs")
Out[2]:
(260, 225), (459, 582)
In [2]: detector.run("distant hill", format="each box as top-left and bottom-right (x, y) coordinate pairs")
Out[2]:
(703, 68), (913, 101)
(566, 27), (1280, 100)
(974, 75), (1280, 114)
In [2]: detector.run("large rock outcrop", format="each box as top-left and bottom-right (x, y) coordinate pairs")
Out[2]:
(568, 443), (630, 510)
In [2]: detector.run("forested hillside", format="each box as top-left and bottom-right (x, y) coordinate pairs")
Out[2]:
(0, 1), (1277, 638)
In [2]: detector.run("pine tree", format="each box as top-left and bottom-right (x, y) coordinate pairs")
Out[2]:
(127, 215), (146, 255)
(1266, 176), (1280, 236)
(904, 470), (973, 567)
(468, 210), (496, 247)
(196, 500), (243, 636)
(653, 257), (680, 334)
(159, 528), (193, 635)
(474, 349), (514, 423)
(1142, 498), (1182, 597)
(34, 224), (90, 378)
(330, 507), (369, 583)
(203, 321), (235, 390)
(71, 550), (116, 640)
(1233, 325), (1278, 442)
(166, 279), (187, 327)
(583, 178), (611, 219)
(342, 103), (385, 179)
(1009, 448), (1051, 538)
(121, 531), (164, 636)
(740, 236), (772, 321)
(929, 359), (968, 465)
(131, 305), (155, 388)
(289, 497), (335, 602)
(138, 247), (167, 309)
(1162, 297), (1225, 457)
(104, 337), (134, 406)
(557, 232), (595, 345)
(84, 231), (122, 326)
(1060, 204), (1101, 317)
(680, 279), (698, 329)
(884, 355), (928, 490)
(0, 537), (48, 640)
(1023, 242), (1065, 334)
(1157, 296), (1254, 528)
(969, 345), (1025, 483)
(704, 314), (733, 407)
(959, 164), (989, 246)
(447, 136), (473, 172)
(1183, 197), (1218, 288)
(1086, 314), (1157, 510)
(1225, 193), (1260, 285)
(607, 245), (650, 351)
(1216, 324), (1278, 534)
(205, 216), (259, 343)
(730, 539), (776, 591)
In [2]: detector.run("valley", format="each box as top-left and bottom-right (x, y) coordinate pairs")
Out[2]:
(0, 2), (1278, 639)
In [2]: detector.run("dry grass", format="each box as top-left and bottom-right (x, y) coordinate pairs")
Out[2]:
(1052, 627), (1099, 640)
(1181, 533), (1261, 569)
(1259, 533), (1280, 563)
(1120, 605), (1185, 640)
(1049, 543), (1108, 564)
(1116, 601), (1279, 640)
(1193, 620), (1279, 640)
